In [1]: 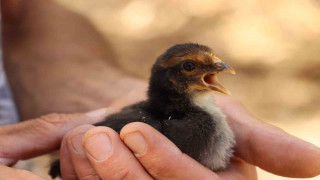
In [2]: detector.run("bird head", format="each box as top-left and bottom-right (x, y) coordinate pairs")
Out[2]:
(149, 43), (235, 95)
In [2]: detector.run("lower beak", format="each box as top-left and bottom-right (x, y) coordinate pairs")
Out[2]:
(202, 62), (235, 95)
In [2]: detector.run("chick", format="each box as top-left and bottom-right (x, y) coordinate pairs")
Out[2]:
(49, 43), (236, 178)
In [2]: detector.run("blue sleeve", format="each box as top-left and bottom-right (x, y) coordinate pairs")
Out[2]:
(0, 9), (20, 125)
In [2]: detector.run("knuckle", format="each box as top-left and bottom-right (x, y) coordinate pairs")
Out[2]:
(80, 173), (100, 180)
(39, 113), (68, 126)
(143, 157), (172, 178)
(67, 125), (94, 138)
(27, 113), (70, 144)
(118, 169), (130, 180)
(102, 166), (131, 180)
(34, 113), (71, 134)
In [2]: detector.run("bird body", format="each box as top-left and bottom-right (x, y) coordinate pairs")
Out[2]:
(95, 90), (234, 171)
(49, 43), (236, 178)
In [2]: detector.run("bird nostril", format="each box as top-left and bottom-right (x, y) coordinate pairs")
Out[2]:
(215, 63), (224, 70)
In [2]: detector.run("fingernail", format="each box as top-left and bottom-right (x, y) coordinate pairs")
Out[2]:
(123, 132), (147, 156)
(71, 134), (85, 154)
(86, 108), (114, 118)
(83, 133), (112, 161)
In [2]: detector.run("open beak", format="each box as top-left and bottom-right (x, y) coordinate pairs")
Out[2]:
(202, 62), (235, 95)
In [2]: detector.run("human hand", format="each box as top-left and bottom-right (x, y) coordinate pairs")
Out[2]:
(0, 108), (113, 179)
(58, 95), (320, 180)
(58, 123), (256, 180)
(214, 94), (320, 178)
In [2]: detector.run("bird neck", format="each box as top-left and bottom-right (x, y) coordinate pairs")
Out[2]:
(147, 74), (194, 115)
(148, 88), (192, 109)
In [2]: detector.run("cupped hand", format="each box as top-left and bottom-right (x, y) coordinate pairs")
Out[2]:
(58, 123), (256, 180)
(0, 108), (114, 179)
(58, 95), (320, 180)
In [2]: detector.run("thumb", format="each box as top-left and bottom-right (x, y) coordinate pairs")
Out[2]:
(120, 122), (219, 180)
(0, 108), (115, 165)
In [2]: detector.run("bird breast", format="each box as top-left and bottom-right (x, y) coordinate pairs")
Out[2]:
(191, 92), (235, 170)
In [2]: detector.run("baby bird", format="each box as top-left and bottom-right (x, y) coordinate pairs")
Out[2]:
(49, 43), (236, 178)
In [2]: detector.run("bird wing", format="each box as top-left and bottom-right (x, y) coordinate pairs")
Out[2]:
(95, 102), (162, 133)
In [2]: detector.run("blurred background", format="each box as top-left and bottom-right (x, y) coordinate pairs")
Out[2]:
(54, 0), (320, 126)
(2, 0), (320, 179)
(54, 0), (320, 179)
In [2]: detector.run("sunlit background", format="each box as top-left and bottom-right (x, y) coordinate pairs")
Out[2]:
(13, 0), (320, 179)
(54, 0), (320, 179)
(49, 0), (320, 179)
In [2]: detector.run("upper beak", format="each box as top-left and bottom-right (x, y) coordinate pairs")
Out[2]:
(202, 62), (235, 95)
(214, 62), (236, 75)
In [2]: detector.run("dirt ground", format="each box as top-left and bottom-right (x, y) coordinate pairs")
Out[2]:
(11, 0), (320, 179)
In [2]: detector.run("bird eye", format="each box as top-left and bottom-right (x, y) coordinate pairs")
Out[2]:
(182, 61), (196, 71)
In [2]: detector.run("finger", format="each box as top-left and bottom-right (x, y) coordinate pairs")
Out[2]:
(0, 164), (45, 180)
(237, 121), (320, 178)
(214, 95), (320, 178)
(120, 122), (219, 180)
(61, 125), (96, 180)
(218, 157), (257, 180)
(82, 126), (152, 180)
(59, 130), (77, 180)
(0, 108), (115, 165)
